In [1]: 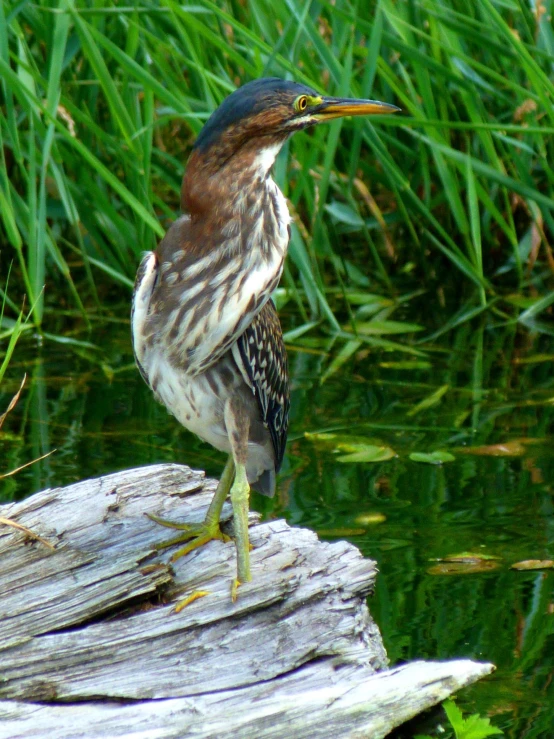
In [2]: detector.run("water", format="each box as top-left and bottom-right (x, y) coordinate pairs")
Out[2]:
(1, 313), (553, 737)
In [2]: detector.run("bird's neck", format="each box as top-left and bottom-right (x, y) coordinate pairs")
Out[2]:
(182, 139), (284, 216)
(181, 139), (291, 259)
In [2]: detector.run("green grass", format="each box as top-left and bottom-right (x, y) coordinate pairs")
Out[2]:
(1, 0), (553, 341)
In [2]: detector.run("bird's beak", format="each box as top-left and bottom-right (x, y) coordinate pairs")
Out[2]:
(313, 97), (401, 121)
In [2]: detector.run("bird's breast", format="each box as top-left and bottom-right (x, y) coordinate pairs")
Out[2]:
(153, 180), (290, 374)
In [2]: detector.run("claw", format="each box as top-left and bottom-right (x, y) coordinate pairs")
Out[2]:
(147, 511), (228, 561)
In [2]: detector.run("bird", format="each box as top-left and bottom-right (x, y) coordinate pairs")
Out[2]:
(132, 77), (399, 594)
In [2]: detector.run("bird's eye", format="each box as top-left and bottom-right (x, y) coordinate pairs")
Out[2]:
(295, 96), (308, 112)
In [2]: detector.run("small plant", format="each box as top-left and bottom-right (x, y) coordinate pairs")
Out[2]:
(416, 698), (503, 739)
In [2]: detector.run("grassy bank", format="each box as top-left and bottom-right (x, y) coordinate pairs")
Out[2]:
(1, 0), (553, 343)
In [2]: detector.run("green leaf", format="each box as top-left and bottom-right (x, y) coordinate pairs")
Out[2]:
(379, 361), (432, 369)
(410, 451), (456, 464)
(336, 444), (396, 463)
(518, 291), (554, 324)
(304, 432), (396, 462)
(407, 385), (450, 416)
(445, 699), (466, 733)
(443, 699), (504, 739)
(320, 340), (362, 384)
(355, 320), (425, 335)
(325, 201), (364, 227)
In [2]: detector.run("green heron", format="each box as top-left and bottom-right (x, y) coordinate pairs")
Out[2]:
(132, 78), (399, 593)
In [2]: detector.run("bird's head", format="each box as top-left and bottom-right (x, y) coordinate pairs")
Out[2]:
(193, 77), (399, 168)
(182, 78), (399, 215)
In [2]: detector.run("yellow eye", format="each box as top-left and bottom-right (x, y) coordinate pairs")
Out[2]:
(296, 95), (308, 112)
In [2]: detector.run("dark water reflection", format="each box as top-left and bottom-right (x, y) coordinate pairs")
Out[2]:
(1, 315), (553, 736)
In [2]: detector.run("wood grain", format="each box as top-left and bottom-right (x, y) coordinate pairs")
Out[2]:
(0, 463), (494, 737)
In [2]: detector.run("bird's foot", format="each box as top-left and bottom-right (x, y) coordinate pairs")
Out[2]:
(147, 513), (230, 563)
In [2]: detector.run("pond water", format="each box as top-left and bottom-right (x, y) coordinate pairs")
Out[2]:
(1, 310), (553, 737)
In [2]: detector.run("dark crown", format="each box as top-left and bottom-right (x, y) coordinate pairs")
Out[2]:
(194, 78), (318, 152)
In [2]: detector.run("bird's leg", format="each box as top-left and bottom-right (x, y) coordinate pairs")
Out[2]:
(230, 462), (251, 584)
(148, 456), (234, 562)
(224, 398), (252, 589)
(203, 456), (236, 530)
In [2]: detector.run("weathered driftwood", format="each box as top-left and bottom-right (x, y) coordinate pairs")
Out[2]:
(0, 464), (494, 738)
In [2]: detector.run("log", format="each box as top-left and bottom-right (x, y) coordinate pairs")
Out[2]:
(0, 464), (494, 738)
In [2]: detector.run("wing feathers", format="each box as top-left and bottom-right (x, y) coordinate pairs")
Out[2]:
(236, 301), (289, 471)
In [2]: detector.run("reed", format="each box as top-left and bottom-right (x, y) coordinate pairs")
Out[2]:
(1, 0), (552, 339)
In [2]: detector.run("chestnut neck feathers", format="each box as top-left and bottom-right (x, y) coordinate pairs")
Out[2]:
(182, 133), (286, 214)
(180, 132), (290, 264)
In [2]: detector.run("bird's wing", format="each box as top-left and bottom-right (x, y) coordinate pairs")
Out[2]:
(146, 210), (287, 376)
(131, 251), (159, 386)
(234, 300), (290, 471)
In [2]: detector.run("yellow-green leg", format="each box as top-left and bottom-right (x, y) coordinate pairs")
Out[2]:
(230, 461), (251, 585)
(148, 456), (234, 562)
(149, 395), (253, 600)
(223, 397), (252, 598)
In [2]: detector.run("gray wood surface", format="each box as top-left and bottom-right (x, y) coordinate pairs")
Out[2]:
(0, 463), (494, 737)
